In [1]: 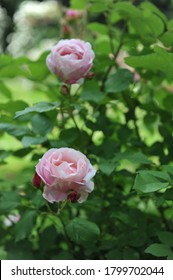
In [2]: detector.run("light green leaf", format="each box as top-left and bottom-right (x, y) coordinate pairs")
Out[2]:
(0, 81), (12, 98)
(70, 0), (87, 9)
(115, 2), (165, 39)
(125, 48), (173, 79)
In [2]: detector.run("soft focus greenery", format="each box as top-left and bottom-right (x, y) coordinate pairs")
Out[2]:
(1, 0), (173, 260)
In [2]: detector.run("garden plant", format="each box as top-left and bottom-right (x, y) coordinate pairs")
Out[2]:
(0, 0), (173, 260)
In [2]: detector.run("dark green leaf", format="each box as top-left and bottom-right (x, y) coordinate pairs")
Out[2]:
(158, 231), (173, 247)
(66, 218), (100, 245)
(31, 114), (53, 136)
(14, 210), (37, 242)
(133, 170), (170, 193)
(99, 158), (118, 175)
(105, 69), (134, 93)
(145, 243), (172, 257)
(0, 123), (30, 137)
(81, 80), (105, 103)
(115, 152), (152, 165)
(22, 136), (47, 147)
(0, 192), (20, 215)
(14, 102), (60, 119)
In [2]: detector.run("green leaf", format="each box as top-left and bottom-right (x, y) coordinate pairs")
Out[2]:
(163, 188), (173, 200)
(14, 101), (60, 119)
(66, 218), (100, 245)
(70, 0), (87, 9)
(0, 101), (29, 115)
(14, 210), (37, 242)
(133, 170), (170, 193)
(145, 243), (172, 257)
(158, 231), (173, 247)
(115, 2), (165, 40)
(0, 192), (20, 215)
(31, 114), (53, 136)
(59, 128), (79, 145)
(125, 48), (173, 79)
(7, 241), (34, 259)
(87, 23), (107, 35)
(89, 1), (108, 13)
(105, 69), (134, 93)
(99, 158), (118, 175)
(81, 80), (105, 103)
(0, 54), (13, 68)
(106, 250), (122, 260)
(115, 152), (152, 165)
(0, 81), (12, 98)
(0, 150), (11, 162)
(22, 136), (47, 147)
(27, 61), (49, 81)
(0, 123), (30, 137)
(0, 247), (7, 260)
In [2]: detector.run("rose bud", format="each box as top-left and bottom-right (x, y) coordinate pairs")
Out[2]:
(32, 172), (43, 189)
(87, 71), (95, 80)
(67, 191), (80, 203)
(35, 148), (96, 203)
(60, 84), (70, 95)
(46, 39), (95, 84)
(62, 24), (71, 36)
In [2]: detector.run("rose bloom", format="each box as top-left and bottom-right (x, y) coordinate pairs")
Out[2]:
(65, 9), (83, 20)
(46, 39), (95, 84)
(35, 148), (96, 203)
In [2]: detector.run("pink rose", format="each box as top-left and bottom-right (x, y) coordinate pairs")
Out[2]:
(46, 39), (95, 84)
(35, 148), (96, 203)
(65, 9), (83, 20)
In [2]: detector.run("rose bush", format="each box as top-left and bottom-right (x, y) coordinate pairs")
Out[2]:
(46, 39), (95, 84)
(1, 0), (173, 260)
(34, 148), (96, 203)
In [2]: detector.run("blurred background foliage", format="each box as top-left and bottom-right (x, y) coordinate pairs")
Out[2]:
(1, 0), (173, 260)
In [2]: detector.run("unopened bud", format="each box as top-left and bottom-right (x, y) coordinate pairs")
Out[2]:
(32, 172), (42, 189)
(60, 84), (70, 95)
(62, 24), (71, 35)
(87, 72), (95, 80)
(67, 191), (80, 203)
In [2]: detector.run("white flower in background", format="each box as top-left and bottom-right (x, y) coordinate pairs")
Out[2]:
(4, 214), (21, 227)
(7, 0), (60, 57)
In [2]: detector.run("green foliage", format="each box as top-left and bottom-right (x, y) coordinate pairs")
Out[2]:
(66, 218), (100, 245)
(1, 0), (173, 261)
